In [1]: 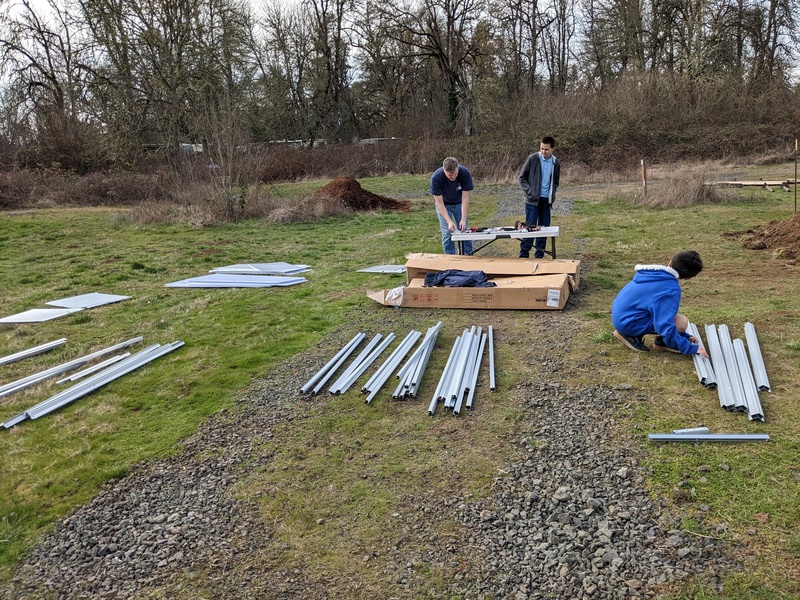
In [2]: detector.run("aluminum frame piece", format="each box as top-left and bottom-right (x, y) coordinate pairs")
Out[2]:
(672, 426), (710, 434)
(46, 292), (130, 309)
(309, 334), (366, 395)
(465, 333), (488, 410)
(165, 274), (306, 288)
(488, 326), (496, 391)
(0, 336), (144, 398)
(327, 334), (383, 394)
(300, 333), (365, 394)
(28, 343), (182, 423)
(357, 265), (406, 274)
(0, 308), (83, 324)
(648, 433), (769, 443)
(687, 322), (715, 388)
(363, 331), (421, 403)
(4, 341), (182, 429)
(210, 263), (310, 275)
(330, 334), (395, 395)
(0, 338), (67, 366)
(733, 338), (765, 421)
(430, 336), (463, 416)
(56, 353), (131, 384)
(717, 325), (748, 412)
(704, 325), (735, 409)
(745, 322), (771, 392)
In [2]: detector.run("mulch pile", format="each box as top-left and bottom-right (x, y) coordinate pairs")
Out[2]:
(312, 177), (411, 212)
(725, 211), (800, 262)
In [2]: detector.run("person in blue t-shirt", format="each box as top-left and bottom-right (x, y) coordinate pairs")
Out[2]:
(611, 250), (710, 356)
(518, 136), (560, 258)
(430, 157), (474, 254)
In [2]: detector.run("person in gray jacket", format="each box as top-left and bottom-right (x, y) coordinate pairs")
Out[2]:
(518, 136), (560, 258)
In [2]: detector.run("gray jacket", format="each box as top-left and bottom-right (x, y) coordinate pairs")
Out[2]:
(519, 152), (560, 205)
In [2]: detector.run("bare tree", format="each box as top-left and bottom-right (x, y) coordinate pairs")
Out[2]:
(0, 0), (95, 168)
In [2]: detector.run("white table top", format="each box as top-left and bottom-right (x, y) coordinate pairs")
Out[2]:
(451, 226), (559, 241)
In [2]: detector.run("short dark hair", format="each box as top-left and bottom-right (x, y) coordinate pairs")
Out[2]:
(671, 250), (703, 279)
(541, 136), (555, 148)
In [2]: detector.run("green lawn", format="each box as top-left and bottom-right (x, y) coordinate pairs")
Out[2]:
(1, 171), (799, 597)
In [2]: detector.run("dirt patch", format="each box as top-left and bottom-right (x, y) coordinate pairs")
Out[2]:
(312, 177), (411, 212)
(724, 212), (800, 262)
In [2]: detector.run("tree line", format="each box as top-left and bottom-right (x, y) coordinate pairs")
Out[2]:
(1, 0), (798, 174)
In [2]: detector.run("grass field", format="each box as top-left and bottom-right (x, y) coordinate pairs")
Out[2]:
(1, 168), (799, 597)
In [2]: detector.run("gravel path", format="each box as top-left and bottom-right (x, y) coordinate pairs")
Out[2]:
(2, 192), (738, 599)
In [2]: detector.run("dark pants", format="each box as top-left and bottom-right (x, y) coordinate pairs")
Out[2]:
(519, 198), (551, 258)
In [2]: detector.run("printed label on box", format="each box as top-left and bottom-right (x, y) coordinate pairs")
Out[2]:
(462, 292), (496, 305)
(546, 289), (561, 307)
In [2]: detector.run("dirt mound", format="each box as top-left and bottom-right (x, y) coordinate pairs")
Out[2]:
(725, 211), (800, 262)
(312, 177), (411, 212)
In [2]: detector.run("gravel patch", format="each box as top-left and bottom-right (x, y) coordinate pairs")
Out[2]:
(2, 192), (738, 599)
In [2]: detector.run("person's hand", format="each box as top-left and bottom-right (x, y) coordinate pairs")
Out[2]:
(459, 219), (467, 232)
(448, 221), (456, 232)
(697, 347), (710, 359)
(689, 335), (700, 344)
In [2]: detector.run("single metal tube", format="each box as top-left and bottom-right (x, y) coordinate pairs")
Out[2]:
(672, 426), (710, 434)
(488, 326), (496, 391)
(705, 325), (734, 409)
(648, 433), (769, 442)
(300, 333), (364, 394)
(733, 338), (765, 421)
(0, 338), (67, 366)
(687, 323), (715, 388)
(56, 353), (131, 384)
(745, 322), (771, 391)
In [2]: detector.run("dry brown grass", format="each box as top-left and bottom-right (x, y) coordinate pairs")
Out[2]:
(636, 164), (738, 208)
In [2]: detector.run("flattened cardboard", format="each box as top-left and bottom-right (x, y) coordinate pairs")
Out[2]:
(367, 273), (570, 310)
(404, 253), (580, 289)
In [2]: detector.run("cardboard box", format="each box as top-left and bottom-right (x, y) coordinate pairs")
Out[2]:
(403, 253), (581, 290)
(367, 273), (571, 310)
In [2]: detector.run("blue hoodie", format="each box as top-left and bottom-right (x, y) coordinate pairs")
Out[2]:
(611, 264), (698, 354)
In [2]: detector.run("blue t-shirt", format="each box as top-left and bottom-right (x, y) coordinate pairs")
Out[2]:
(430, 166), (474, 205)
(540, 155), (554, 198)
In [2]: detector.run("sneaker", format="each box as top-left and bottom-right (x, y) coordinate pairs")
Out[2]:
(613, 330), (649, 352)
(654, 336), (682, 353)
(518, 253), (530, 259)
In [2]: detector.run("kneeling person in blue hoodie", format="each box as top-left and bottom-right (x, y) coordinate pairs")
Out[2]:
(611, 250), (710, 357)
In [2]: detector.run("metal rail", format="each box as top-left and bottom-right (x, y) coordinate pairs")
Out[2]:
(300, 333), (364, 394)
(733, 338), (765, 421)
(488, 326), (496, 391)
(0, 338), (67, 366)
(648, 433), (769, 442)
(745, 322), (771, 391)
(0, 337), (144, 398)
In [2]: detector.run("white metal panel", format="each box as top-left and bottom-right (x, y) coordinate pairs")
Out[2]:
(46, 292), (130, 309)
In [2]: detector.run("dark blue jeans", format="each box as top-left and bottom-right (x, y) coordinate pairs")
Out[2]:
(519, 198), (551, 258)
